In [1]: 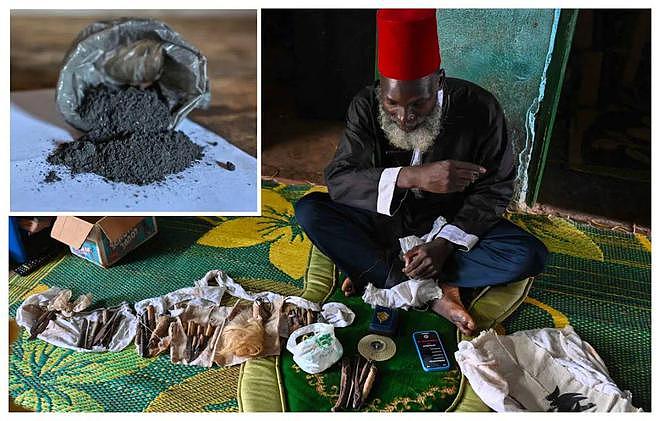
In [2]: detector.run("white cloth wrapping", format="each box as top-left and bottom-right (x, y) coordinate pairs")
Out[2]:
(361, 280), (441, 310)
(16, 287), (136, 352)
(17, 269), (354, 359)
(361, 221), (444, 309)
(319, 302), (356, 327)
(134, 270), (226, 317)
(455, 326), (641, 412)
(192, 269), (354, 328)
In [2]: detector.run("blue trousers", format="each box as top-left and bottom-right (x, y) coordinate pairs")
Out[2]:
(295, 192), (548, 291)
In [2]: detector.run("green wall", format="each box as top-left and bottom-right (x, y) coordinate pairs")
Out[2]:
(437, 9), (561, 205)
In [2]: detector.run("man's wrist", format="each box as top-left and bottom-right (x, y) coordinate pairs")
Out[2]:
(433, 237), (456, 253)
(396, 166), (419, 189)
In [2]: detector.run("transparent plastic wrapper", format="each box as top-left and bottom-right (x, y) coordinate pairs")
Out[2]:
(56, 17), (210, 132)
(286, 323), (343, 374)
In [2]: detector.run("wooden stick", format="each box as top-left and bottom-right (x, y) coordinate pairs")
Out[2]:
(358, 359), (371, 388)
(30, 308), (57, 340)
(93, 309), (118, 345)
(87, 320), (99, 349)
(103, 313), (122, 348)
(77, 319), (88, 349)
(357, 363), (378, 409)
(351, 356), (364, 409)
(186, 321), (196, 362)
(140, 312), (150, 357)
(331, 356), (352, 412)
(146, 305), (155, 332)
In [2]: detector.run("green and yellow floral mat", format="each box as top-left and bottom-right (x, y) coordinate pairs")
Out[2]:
(8, 180), (651, 411)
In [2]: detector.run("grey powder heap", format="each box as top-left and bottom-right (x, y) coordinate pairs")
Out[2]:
(48, 85), (203, 185)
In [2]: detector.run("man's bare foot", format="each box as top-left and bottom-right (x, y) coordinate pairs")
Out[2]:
(430, 284), (475, 336)
(341, 277), (355, 297)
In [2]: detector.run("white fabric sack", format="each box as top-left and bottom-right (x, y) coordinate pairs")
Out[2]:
(286, 322), (343, 374)
(361, 225), (444, 310)
(455, 326), (641, 412)
(319, 302), (355, 327)
(16, 287), (136, 352)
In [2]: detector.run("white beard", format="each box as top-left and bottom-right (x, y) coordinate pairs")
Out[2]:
(376, 88), (443, 154)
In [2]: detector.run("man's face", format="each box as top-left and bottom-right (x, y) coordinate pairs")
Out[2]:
(377, 71), (444, 153)
(379, 72), (440, 132)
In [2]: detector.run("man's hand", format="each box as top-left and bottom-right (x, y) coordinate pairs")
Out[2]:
(402, 238), (455, 279)
(397, 160), (486, 193)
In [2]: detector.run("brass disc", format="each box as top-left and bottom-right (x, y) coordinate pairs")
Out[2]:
(357, 334), (396, 361)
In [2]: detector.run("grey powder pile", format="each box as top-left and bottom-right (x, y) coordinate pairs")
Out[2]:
(48, 85), (203, 185)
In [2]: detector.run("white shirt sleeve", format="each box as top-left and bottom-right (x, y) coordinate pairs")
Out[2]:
(436, 224), (479, 252)
(376, 167), (403, 216)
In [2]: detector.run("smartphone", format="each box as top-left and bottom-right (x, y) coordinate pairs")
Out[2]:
(412, 330), (451, 372)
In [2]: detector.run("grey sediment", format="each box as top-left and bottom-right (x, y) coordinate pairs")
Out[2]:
(48, 85), (203, 185)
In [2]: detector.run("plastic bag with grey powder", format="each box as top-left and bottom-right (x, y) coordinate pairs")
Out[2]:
(56, 17), (210, 132)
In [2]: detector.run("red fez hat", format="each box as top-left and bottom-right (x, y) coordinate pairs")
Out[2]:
(377, 9), (441, 80)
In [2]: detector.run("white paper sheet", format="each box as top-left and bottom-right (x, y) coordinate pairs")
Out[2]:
(10, 89), (257, 212)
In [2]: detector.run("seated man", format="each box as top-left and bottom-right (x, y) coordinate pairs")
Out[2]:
(295, 9), (547, 335)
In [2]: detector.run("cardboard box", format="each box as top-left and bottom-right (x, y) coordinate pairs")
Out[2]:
(51, 216), (158, 268)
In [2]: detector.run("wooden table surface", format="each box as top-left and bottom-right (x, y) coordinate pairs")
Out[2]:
(10, 12), (257, 157)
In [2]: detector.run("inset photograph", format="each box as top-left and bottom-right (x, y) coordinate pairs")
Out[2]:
(10, 10), (257, 212)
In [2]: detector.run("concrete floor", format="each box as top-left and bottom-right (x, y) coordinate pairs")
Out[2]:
(262, 117), (343, 183)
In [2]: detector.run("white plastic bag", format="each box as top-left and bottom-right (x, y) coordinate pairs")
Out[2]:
(286, 323), (343, 374)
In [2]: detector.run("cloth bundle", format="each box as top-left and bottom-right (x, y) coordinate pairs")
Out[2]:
(455, 326), (641, 412)
(16, 287), (136, 352)
(362, 218), (446, 310)
(16, 270), (355, 369)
